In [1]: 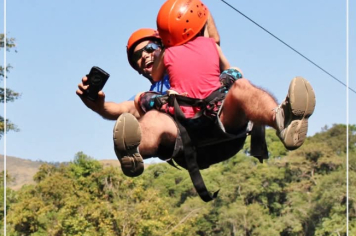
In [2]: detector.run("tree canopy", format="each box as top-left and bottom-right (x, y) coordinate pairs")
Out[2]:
(0, 34), (20, 139)
(1, 124), (354, 235)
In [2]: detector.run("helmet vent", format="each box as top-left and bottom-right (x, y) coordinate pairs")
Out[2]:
(157, 0), (209, 47)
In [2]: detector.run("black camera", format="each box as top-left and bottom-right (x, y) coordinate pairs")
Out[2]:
(86, 66), (110, 101)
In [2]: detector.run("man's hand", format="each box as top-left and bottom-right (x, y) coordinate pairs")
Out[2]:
(76, 76), (140, 120)
(205, 12), (220, 45)
(76, 76), (105, 113)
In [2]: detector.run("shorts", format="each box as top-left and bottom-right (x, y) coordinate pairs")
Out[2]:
(162, 100), (249, 170)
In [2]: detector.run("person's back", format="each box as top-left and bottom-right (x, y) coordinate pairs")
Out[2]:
(164, 36), (221, 99)
(151, 0), (230, 117)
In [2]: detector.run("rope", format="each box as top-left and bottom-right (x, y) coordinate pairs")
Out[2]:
(220, 0), (355, 94)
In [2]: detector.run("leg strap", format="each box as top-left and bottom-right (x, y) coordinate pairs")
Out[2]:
(172, 97), (219, 202)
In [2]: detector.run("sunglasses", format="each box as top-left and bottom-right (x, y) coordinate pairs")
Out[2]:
(132, 42), (160, 62)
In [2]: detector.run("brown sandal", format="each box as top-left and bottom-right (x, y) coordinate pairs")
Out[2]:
(113, 113), (144, 177)
(275, 77), (316, 150)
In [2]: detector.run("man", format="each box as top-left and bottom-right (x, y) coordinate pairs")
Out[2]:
(113, 0), (316, 202)
(76, 28), (170, 120)
(76, 28), (174, 177)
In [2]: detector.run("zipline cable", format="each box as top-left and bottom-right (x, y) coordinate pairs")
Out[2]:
(220, 0), (356, 94)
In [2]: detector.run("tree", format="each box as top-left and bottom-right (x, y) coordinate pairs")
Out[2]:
(4, 125), (354, 235)
(0, 171), (17, 234)
(0, 34), (20, 139)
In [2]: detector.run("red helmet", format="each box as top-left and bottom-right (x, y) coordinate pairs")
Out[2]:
(126, 28), (161, 70)
(157, 0), (209, 47)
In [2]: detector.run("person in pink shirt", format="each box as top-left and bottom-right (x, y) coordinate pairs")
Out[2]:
(148, 20), (230, 119)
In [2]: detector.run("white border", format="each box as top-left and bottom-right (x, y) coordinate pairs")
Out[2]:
(0, 1), (352, 235)
(3, 0), (6, 234)
(346, 0), (349, 234)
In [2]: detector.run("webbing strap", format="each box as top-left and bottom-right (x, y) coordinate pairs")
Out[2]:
(172, 95), (219, 202)
(250, 124), (269, 163)
(166, 159), (181, 170)
(168, 89), (226, 120)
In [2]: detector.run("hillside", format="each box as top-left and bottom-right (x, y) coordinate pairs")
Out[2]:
(0, 155), (44, 190)
(0, 155), (122, 190)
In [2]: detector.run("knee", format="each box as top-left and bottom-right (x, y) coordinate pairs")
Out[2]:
(142, 111), (174, 127)
(231, 78), (252, 90)
(134, 92), (142, 106)
(135, 91), (161, 116)
(140, 110), (169, 130)
(140, 111), (178, 141)
(134, 92), (145, 116)
(139, 111), (160, 137)
(229, 66), (244, 77)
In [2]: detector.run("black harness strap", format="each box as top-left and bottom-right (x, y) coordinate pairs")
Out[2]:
(250, 124), (269, 163)
(172, 95), (219, 202)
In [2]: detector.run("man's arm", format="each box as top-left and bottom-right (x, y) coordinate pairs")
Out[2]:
(76, 76), (140, 119)
(216, 44), (230, 72)
(152, 49), (166, 82)
(204, 12), (220, 45)
(207, 13), (244, 76)
(96, 100), (139, 120)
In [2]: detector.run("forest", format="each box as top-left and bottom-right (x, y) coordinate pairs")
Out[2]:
(1, 124), (355, 236)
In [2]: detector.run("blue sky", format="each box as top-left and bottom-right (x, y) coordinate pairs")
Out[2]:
(1, 0), (354, 163)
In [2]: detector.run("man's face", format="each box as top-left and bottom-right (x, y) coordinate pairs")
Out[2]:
(132, 40), (160, 78)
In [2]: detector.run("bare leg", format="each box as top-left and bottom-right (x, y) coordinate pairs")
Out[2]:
(138, 110), (178, 158)
(220, 78), (278, 133)
(221, 77), (316, 150)
(113, 110), (177, 177)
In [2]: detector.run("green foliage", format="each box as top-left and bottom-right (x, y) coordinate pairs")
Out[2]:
(3, 124), (354, 235)
(349, 153), (356, 236)
(33, 163), (59, 183)
(265, 128), (288, 158)
(69, 152), (103, 178)
(243, 128), (288, 159)
(0, 171), (17, 232)
(0, 116), (20, 140)
(313, 124), (355, 154)
(0, 33), (20, 139)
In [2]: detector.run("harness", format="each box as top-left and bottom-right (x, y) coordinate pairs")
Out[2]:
(153, 70), (269, 202)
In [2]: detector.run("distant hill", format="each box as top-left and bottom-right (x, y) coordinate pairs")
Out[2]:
(0, 155), (44, 190)
(0, 155), (122, 190)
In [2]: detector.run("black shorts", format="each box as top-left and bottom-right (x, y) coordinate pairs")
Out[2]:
(155, 68), (247, 167)
(161, 101), (248, 170)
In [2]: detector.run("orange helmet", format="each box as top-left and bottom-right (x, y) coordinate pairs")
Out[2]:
(157, 0), (209, 47)
(126, 28), (161, 70)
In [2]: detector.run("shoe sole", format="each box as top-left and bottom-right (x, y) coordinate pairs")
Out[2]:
(283, 76), (316, 150)
(113, 113), (144, 177)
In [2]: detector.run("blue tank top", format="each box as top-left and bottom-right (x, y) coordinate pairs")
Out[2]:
(128, 74), (170, 101)
(149, 74), (170, 94)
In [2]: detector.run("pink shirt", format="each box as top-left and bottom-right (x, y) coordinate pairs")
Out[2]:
(164, 36), (221, 117)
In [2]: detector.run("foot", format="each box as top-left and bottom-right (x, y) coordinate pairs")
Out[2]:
(275, 77), (316, 150)
(113, 113), (144, 177)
